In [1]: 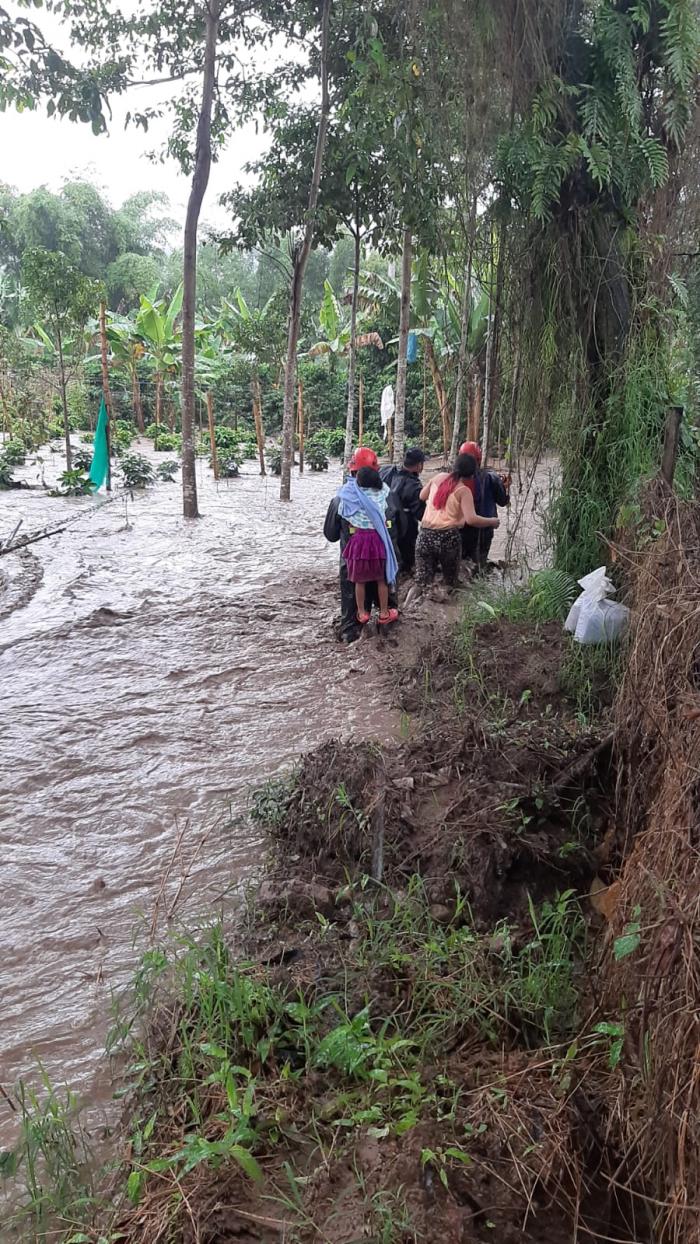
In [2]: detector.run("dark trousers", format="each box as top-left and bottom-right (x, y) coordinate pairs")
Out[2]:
(461, 526), (494, 567)
(339, 560), (396, 641)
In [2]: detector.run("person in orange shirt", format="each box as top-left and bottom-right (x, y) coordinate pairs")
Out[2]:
(415, 453), (499, 589)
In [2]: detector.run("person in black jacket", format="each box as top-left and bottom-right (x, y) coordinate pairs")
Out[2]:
(324, 447), (403, 643)
(458, 440), (510, 570)
(379, 447), (426, 572)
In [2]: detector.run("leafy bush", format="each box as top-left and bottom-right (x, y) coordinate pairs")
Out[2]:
(82, 431), (94, 444)
(308, 427), (345, 457)
(218, 456), (240, 478)
(67, 383), (92, 431)
(0, 455), (16, 489)
(238, 439), (260, 460)
(267, 446), (282, 475)
(2, 438), (27, 466)
(111, 419), (136, 457)
(213, 425), (240, 452)
(145, 425), (181, 452)
(306, 442), (329, 471)
(120, 453), (155, 489)
(157, 460), (180, 482)
(52, 469), (93, 496)
(73, 448), (93, 472)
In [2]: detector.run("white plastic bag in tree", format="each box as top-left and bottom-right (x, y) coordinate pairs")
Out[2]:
(380, 385), (395, 439)
(564, 566), (630, 645)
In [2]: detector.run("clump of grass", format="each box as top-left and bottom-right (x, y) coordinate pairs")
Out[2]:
(352, 877), (585, 1051)
(0, 1074), (99, 1240)
(249, 772), (297, 829)
(560, 637), (621, 724)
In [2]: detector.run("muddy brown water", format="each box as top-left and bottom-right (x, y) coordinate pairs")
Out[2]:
(0, 445), (556, 1148)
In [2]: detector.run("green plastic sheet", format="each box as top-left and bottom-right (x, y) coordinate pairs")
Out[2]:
(89, 396), (109, 492)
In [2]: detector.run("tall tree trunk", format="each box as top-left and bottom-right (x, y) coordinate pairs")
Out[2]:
(424, 337), (449, 460)
(55, 323), (72, 472)
(206, 390), (218, 479)
(482, 222), (506, 465)
(132, 368), (145, 433)
(450, 247), (473, 461)
(98, 300), (113, 489)
(343, 213), (360, 467)
(297, 378), (305, 473)
(181, 0), (220, 519)
(468, 364), (483, 442)
(393, 226), (412, 464)
(252, 372), (266, 476)
(280, 0), (331, 502)
(154, 373), (162, 450)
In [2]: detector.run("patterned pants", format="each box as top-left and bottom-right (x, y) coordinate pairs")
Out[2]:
(414, 527), (462, 587)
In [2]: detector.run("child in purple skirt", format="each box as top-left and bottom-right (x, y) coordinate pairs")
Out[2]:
(338, 466), (399, 626)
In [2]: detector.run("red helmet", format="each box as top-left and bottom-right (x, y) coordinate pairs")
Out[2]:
(349, 447), (379, 472)
(459, 440), (482, 464)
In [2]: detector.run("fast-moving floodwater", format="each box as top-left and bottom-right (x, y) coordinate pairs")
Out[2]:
(0, 444), (555, 1148)
(0, 450), (397, 1146)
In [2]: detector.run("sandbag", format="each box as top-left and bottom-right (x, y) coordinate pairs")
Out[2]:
(564, 566), (630, 645)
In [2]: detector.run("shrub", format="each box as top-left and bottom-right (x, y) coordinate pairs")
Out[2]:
(218, 456), (240, 478)
(145, 425), (181, 452)
(157, 460), (180, 482)
(52, 469), (93, 496)
(309, 427), (345, 457)
(2, 438), (27, 466)
(0, 455), (16, 489)
(120, 453), (155, 489)
(238, 439), (260, 460)
(306, 442), (329, 471)
(267, 446), (282, 475)
(111, 419), (136, 457)
(73, 448), (93, 472)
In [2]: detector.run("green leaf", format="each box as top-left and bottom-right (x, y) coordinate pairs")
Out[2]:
(345, 163), (357, 186)
(613, 928), (640, 960)
(127, 1169), (144, 1205)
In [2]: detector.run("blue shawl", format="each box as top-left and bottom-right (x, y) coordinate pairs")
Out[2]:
(338, 479), (398, 585)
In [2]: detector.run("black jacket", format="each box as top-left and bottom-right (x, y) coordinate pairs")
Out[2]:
(474, 470), (509, 518)
(379, 465), (425, 533)
(324, 490), (404, 557)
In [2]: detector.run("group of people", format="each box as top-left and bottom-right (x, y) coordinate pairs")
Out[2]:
(324, 441), (510, 643)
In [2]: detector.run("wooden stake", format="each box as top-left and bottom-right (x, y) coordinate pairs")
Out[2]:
(358, 374), (364, 446)
(98, 300), (113, 490)
(253, 373), (266, 476)
(422, 350), (427, 449)
(387, 415), (394, 463)
(661, 406), (683, 487)
(297, 378), (305, 473)
(206, 390), (218, 479)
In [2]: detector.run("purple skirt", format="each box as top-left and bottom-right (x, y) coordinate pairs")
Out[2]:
(343, 529), (386, 583)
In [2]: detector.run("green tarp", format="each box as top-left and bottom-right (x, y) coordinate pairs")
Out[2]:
(89, 396), (109, 492)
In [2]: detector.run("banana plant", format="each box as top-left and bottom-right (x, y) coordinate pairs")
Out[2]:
(135, 284), (183, 442)
(306, 280), (383, 360)
(105, 315), (147, 432)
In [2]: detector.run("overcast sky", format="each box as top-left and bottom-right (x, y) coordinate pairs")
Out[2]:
(1, 3), (270, 231)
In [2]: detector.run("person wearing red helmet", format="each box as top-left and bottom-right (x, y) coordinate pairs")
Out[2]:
(324, 447), (402, 643)
(458, 441), (510, 571)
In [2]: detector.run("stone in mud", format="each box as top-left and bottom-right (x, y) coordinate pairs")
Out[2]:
(256, 878), (334, 918)
(429, 903), (453, 925)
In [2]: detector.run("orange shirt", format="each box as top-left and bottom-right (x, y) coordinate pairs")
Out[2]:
(421, 478), (469, 530)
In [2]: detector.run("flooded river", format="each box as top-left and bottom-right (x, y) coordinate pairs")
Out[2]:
(0, 445), (555, 1147)
(0, 450), (399, 1145)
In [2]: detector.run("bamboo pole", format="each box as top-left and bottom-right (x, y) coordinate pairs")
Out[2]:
(297, 378), (305, 473)
(206, 390), (218, 479)
(358, 374), (364, 446)
(98, 300), (113, 490)
(252, 373), (266, 476)
(422, 350), (427, 449)
(387, 416), (394, 463)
